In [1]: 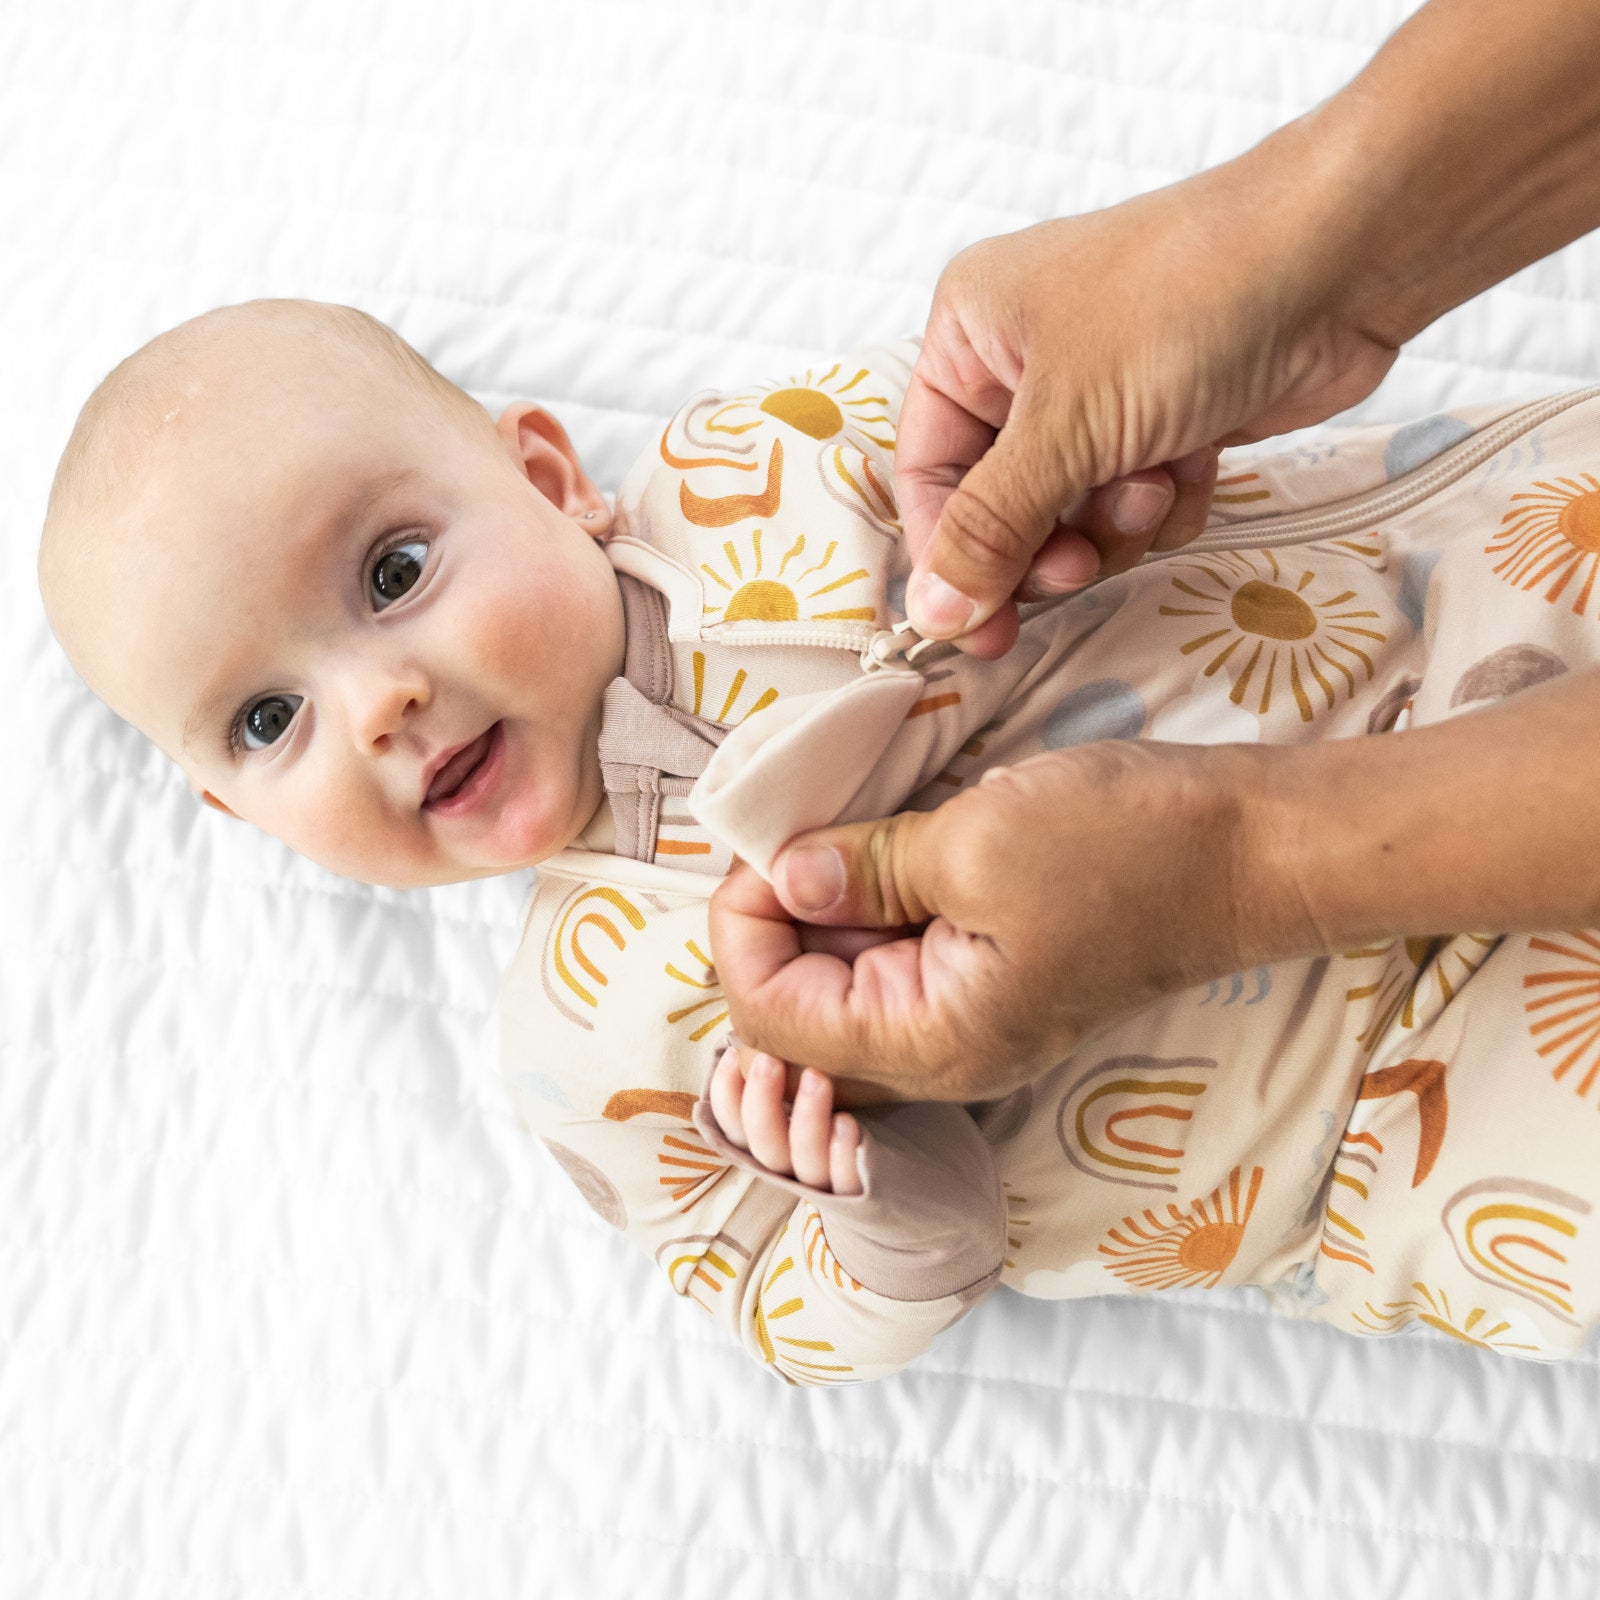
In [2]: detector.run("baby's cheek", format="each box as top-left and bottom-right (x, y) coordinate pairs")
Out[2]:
(462, 584), (534, 681)
(497, 574), (620, 723)
(289, 794), (423, 886)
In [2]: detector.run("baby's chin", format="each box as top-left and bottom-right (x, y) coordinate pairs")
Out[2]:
(339, 824), (554, 889)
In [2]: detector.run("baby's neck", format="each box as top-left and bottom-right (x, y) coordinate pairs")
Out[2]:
(573, 795), (616, 854)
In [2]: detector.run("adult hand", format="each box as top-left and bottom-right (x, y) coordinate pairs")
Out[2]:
(712, 668), (1600, 1104)
(898, 141), (1402, 659)
(902, 0), (1600, 659)
(707, 741), (1284, 1104)
(709, 0), (1600, 1100)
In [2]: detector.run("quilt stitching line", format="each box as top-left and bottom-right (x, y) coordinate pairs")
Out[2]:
(8, 1402), (1599, 1568)
(8, 6), (1368, 154)
(28, 1228), (1599, 1491)
(0, 1524), (1181, 1600)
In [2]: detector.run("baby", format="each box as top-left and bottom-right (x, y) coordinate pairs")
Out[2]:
(41, 298), (1600, 1386)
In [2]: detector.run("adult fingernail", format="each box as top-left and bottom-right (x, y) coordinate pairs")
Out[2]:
(779, 845), (845, 913)
(1109, 482), (1168, 535)
(1027, 537), (1100, 595)
(908, 571), (976, 637)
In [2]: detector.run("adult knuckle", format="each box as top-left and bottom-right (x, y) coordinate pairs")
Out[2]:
(885, 813), (937, 925)
(943, 1051), (987, 1102)
(960, 784), (1025, 882)
(939, 483), (1038, 570)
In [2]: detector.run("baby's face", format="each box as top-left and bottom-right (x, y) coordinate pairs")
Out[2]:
(80, 360), (624, 887)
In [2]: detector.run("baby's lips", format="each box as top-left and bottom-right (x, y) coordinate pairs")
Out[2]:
(421, 727), (490, 807)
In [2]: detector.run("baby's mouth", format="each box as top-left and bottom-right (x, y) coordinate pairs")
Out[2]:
(424, 726), (495, 808)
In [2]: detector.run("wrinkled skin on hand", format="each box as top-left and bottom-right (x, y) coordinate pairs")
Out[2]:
(897, 149), (1400, 656)
(709, 740), (1280, 1106)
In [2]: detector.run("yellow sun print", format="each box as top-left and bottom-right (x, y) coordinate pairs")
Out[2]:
(1351, 1283), (1542, 1351)
(700, 526), (878, 627)
(707, 362), (895, 453)
(664, 937), (728, 1044)
(1343, 934), (1496, 1053)
(755, 1236), (856, 1386)
(1159, 549), (1389, 720)
(1486, 474), (1600, 615)
(688, 650), (779, 725)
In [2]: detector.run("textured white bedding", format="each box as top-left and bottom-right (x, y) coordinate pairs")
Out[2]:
(5, 2), (1599, 1596)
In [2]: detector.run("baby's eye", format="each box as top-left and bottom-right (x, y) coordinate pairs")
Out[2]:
(237, 693), (303, 751)
(370, 539), (428, 609)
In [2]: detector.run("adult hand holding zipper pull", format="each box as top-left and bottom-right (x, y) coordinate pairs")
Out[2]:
(712, 0), (1600, 1096)
(900, 163), (1402, 659)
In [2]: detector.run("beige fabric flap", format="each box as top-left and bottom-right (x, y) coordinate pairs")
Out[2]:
(687, 665), (926, 877)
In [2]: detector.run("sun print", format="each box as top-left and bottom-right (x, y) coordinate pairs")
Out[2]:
(1158, 549), (1389, 720)
(1521, 931), (1600, 1104)
(699, 526), (877, 626)
(708, 362), (895, 453)
(1342, 934), (1496, 1052)
(1350, 1282), (1542, 1352)
(1098, 1166), (1264, 1290)
(1486, 475), (1600, 615)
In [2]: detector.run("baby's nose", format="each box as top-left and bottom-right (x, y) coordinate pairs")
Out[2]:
(348, 660), (429, 749)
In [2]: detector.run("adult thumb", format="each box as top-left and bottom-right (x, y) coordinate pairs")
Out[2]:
(770, 810), (943, 929)
(906, 390), (1081, 639)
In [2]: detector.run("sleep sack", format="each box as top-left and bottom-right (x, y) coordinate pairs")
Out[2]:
(500, 338), (1600, 1381)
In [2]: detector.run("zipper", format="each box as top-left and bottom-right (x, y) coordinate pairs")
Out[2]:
(1176, 386), (1600, 556)
(860, 618), (947, 672)
(861, 386), (1600, 672)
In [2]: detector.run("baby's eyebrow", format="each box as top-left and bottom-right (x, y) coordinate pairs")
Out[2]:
(319, 465), (423, 543)
(181, 677), (244, 756)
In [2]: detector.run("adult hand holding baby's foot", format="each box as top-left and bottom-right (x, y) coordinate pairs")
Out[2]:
(708, 1048), (863, 1196)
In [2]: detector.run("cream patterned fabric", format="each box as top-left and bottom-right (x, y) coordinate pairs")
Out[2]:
(10, 3), (1600, 1596)
(509, 346), (1600, 1384)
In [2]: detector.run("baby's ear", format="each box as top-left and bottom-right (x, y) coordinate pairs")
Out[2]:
(495, 402), (610, 530)
(194, 787), (238, 820)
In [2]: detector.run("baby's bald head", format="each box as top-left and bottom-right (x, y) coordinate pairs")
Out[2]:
(34, 295), (623, 887)
(38, 299), (492, 713)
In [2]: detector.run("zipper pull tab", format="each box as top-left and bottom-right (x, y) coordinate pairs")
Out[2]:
(860, 618), (939, 674)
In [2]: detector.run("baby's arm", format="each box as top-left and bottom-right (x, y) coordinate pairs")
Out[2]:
(505, 880), (1005, 1386)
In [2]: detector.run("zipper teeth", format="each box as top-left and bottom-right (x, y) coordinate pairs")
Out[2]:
(1168, 387), (1600, 558)
(710, 625), (872, 651)
(842, 389), (1600, 676)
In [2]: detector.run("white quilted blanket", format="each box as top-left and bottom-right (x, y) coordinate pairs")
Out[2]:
(6, 2), (1598, 1596)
